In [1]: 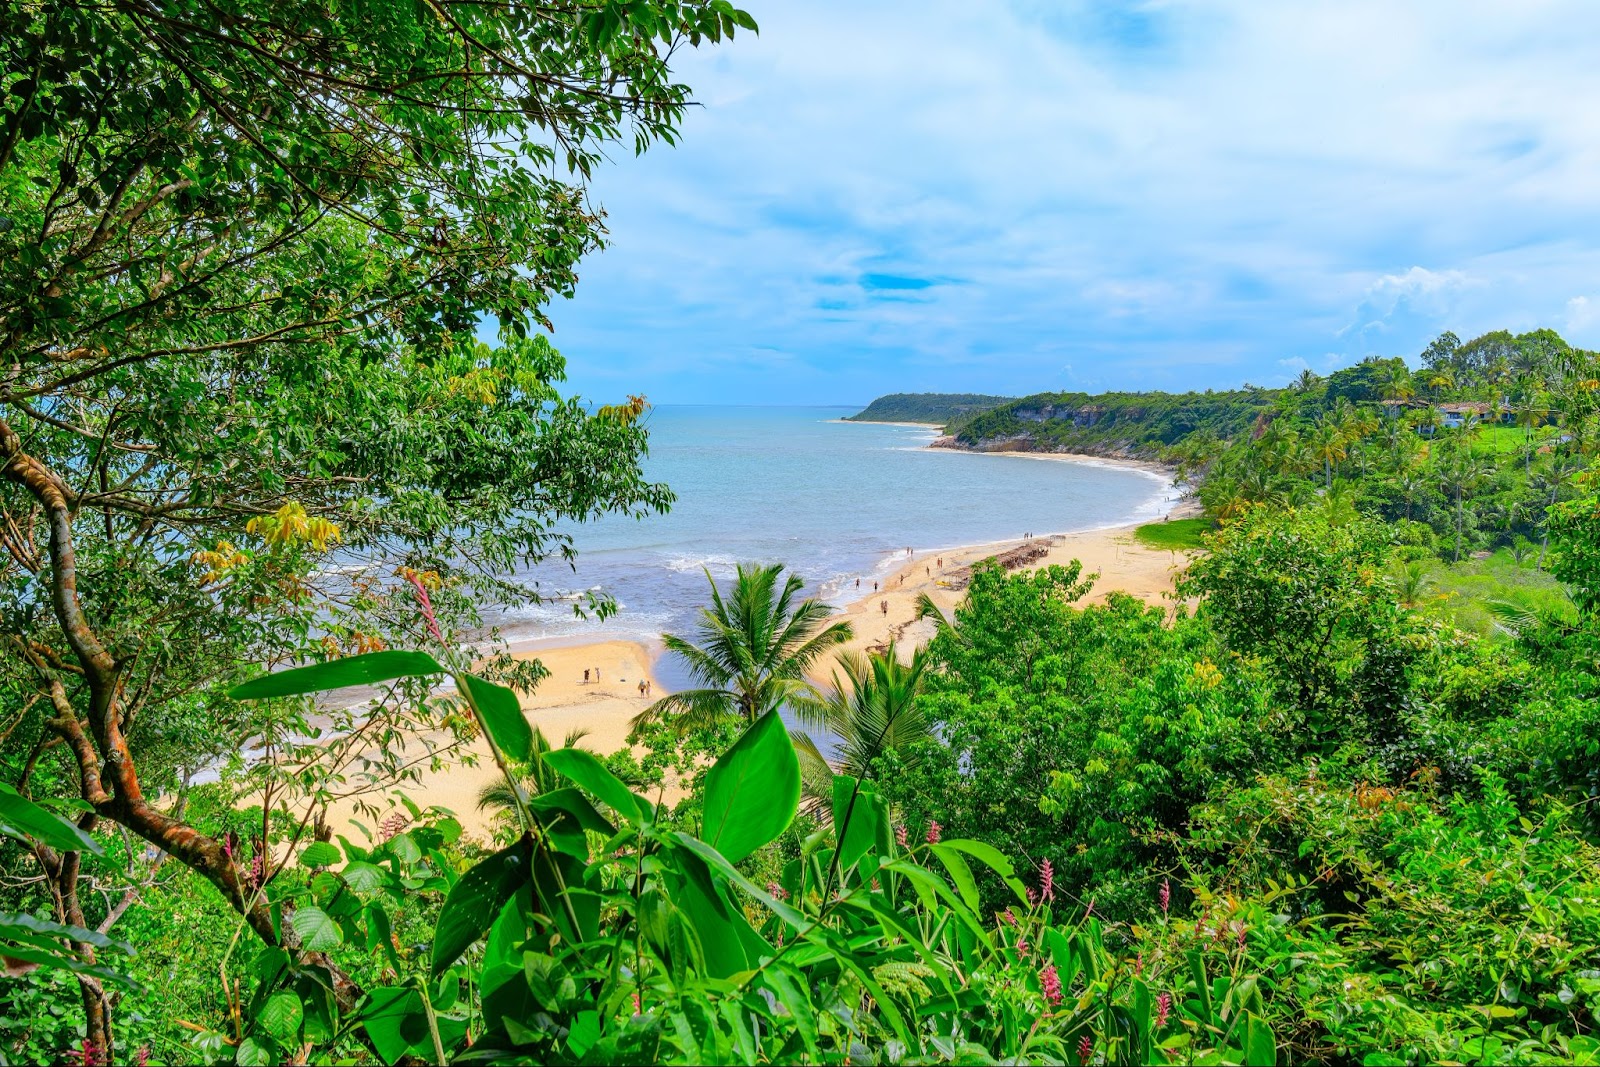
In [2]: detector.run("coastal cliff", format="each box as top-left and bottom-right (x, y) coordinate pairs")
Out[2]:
(942, 389), (1277, 460)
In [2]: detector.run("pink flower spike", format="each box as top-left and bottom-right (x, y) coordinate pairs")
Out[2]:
(1001, 907), (1017, 927)
(403, 570), (443, 643)
(926, 820), (942, 844)
(632, 991), (642, 1015)
(1016, 938), (1030, 958)
(1134, 951), (1144, 976)
(1084, 897), (1095, 921)
(1027, 886), (1038, 906)
(1159, 878), (1170, 914)
(1155, 991), (1171, 1028)
(1040, 858), (1055, 902)
(1078, 1034), (1093, 1061)
(894, 823), (908, 849)
(1040, 962), (1063, 1006)
(1237, 923), (1247, 948)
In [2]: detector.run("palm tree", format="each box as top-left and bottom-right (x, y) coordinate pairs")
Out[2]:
(1437, 450), (1487, 562)
(476, 726), (589, 826)
(1308, 417), (1348, 489)
(631, 563), (852, 733)
(1379, 361), (1416, 417)
(790, 643), (933, 816)
(1393, 560), (1435, 608)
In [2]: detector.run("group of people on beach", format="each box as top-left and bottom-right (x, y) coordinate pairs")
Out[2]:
(580, 667), (653, 699)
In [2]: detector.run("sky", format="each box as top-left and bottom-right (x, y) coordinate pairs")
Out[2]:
(543, 0), (1600, 406)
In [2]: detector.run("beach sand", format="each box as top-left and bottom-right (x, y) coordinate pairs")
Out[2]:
(330, 454), (1199, 837)
(822, 502), (1201, 668)
(325, 640), (660, 840)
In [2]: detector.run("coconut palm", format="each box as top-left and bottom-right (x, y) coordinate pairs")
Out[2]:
(1393, 560), (1435, 608)
(1437, 450), (1488, 562)
(632, 562), (852, 734)
(1308, 417), (1348, 489)
(476, 726), (590, 828)
(790, 643), (933, 816)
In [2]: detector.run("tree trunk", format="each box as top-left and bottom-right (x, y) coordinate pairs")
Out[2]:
(38, 833), (114, 1062)
(1454, 493), (1464, 563)
(1, 419), (285, 1048)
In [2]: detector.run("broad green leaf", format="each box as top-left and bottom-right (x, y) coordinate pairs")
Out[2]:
(290, 905), (342, 951)
(342, 862), (388, 895)
(832, 775), (886, 874)
(258, 990), (303, 1041)
(703, 712), (800, 863)
(235, 1036), (273, 1067)
(361, 986), (466, 1066)
(460, 673), (533, 764)
(528, 787), (616, 858)
(0, 911), (129, 954)
(432, 835), (533, 976)
(0, 784), (102, 855)
(230, 650), (442, 700)
(937, 838), (1028, 902)
(544, 748), (648, 825)
(1245, 1013), (1276, 1066)
(930, 844), (979, 911)
(298, 841), (340, 868)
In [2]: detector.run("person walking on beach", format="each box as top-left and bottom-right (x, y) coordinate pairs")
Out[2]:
(881, 599), (888, 615)
(583, 669), (590, 684)
(873, 581), (878, 592)
(855, 577), (860, 589)
(638, 679), (647, 697)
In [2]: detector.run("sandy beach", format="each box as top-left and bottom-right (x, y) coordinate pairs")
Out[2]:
(335, 452), (1199, 838)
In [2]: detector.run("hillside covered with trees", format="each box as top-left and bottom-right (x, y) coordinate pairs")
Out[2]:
(845, 392), (1015, 425)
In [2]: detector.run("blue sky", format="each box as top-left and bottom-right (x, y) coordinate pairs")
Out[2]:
(546, 0), (1600, 406)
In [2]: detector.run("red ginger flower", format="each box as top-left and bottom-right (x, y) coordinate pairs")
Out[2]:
(1040, 858), (1055, 902)
(1159, 877), (1170, 914)
(1155, 991), (1171, 1028)
(1078, 1034), (1093, 1061)
(1040, 962), (1063, 1006)
(925, 820), (941, 844)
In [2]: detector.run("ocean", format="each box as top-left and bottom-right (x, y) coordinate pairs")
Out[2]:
(486, 406), (1179, 676)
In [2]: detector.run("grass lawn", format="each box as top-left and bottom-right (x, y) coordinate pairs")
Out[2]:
(1416, 548), (1571, 638)
(1466, 424), (1553, 460)
(1134, 516), (1211, 551)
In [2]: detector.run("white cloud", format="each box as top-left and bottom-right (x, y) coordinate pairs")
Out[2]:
(547, 0), (1600, 402)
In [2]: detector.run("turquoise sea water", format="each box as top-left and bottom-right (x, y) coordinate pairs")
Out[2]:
(490, 405), (1177, 656)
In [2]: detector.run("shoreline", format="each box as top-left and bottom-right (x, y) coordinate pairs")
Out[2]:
(334, 449), (1200, 838)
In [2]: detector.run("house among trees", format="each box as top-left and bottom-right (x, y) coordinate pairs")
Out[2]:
(1432, 401), (1494, 428)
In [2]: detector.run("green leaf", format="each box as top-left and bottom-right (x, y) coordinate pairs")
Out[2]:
(528, 787), (616, 858)
(235, 1035), (273, 1067)
(0, 784), (102, 855)
(289, 905), (342, 951)
(298, 841), (340, 868)
(258, 990), (303, 1041)
(831, 775), (883, 874)
(342, 862), (388, 894)
(361, 986), (466, 1066)
(937, 838), (1028, 902)
(702, 712), (800, 864)
(930, 844), (979, 911)
(544, 748), (648, 825)
(432, 835), (533, 976)
(230, 651), (442, 700)
(0, 911), (129, 954)
(460, 673), (533, 764)
(1244, 1013), (1276, 1066)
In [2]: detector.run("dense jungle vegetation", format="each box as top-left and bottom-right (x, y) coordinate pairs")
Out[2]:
(3, 1), (1600, 1065)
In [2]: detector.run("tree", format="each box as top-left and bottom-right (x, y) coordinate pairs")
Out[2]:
(1177, 507), (1394, 714)
(632, 563), (852, 734)
(790, 643), (933, 815)
(1308, 416), (1349, 489)
(1437, 449), (1488, 562)
(0, 1), (753, 1056)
